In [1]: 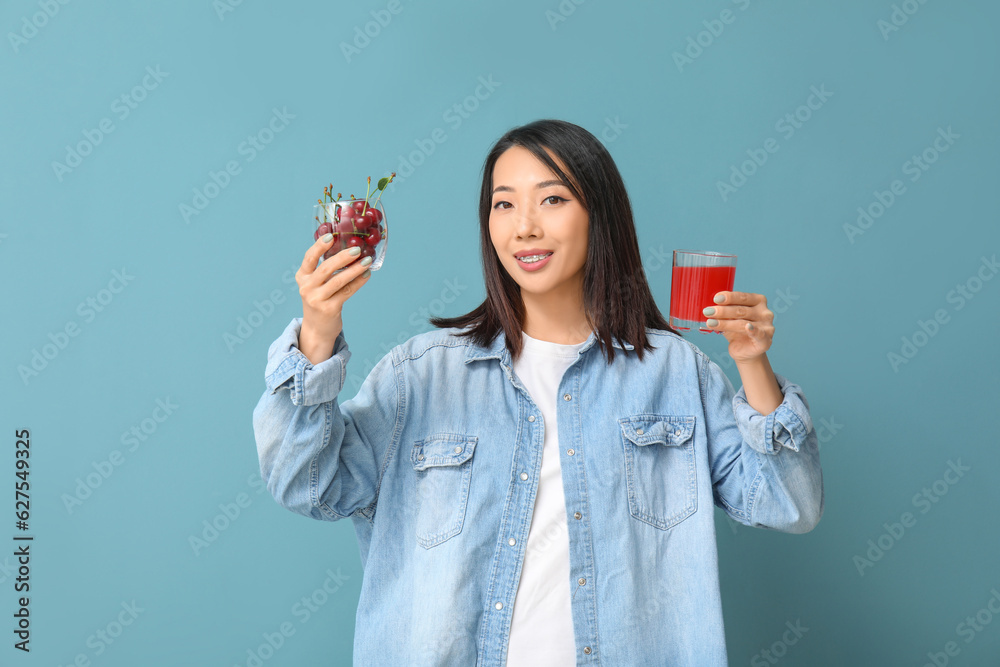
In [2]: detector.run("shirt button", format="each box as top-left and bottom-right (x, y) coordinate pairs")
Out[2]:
(578, 578), (586, 585)
(495, 602), (503, 610)
(636, 428), (644, 435)
(675, 429), (682, 436)
(574, 512), (582, 520)
(508, 538), (516, 546)
(417, 454), (424, 461)
(454, 445), (462, 453)
(563, 393), (571, 401)
(528, 415), (535, 422)
(583, 647), (592, 655)
(567, 448), (575, 456)
(520, 472), (528, 481)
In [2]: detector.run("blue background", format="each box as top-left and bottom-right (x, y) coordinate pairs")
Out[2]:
(2, 0), (998, 665)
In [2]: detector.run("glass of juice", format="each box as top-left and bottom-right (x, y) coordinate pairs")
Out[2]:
(669, 250), (737, 334)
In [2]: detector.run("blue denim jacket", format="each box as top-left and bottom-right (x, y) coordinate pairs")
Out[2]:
(252, 317), (824, 666)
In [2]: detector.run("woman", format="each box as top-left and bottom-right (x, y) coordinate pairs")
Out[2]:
(253, 119), (823, 666)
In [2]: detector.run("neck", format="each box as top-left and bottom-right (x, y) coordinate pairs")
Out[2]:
(520, 280), (591, 345)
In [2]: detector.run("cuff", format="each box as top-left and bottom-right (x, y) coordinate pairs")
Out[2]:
(732, 373), (814, 455)
(263, 318), (350, 406)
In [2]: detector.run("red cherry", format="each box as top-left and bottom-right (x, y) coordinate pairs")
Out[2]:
(352, 200), (367, 214)
(334, 219), (355, 234)
(360, 243), (376, 259)
(368, 207), (382, 225)
(338, 205), (355, 221)
(316, 222), (333, 237)
(355, 210), (376, 230)
(365, 228), (381, 246)
(346, 235), (365, 249)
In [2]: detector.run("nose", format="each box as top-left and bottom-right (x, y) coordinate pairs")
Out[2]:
(514, 206), (541, 240)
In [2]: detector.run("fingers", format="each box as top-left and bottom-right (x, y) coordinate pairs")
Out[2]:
(705, 318), (774, 336)
(712, 291), (764, 306)
(703, 303), (774, 323)
(314, 252), (372, 301)
(298, 234), (338, 277)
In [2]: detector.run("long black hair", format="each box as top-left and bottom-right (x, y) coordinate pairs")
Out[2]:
(429, 118), (678, 364)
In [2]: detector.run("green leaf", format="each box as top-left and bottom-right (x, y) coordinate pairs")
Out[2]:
(377, 177), (389, 191)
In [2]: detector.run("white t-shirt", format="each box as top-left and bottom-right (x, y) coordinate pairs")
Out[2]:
(505, 330), (589, 666)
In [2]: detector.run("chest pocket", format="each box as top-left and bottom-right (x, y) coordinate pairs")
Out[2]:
(620, 415), (697, 530)
(410, 434), (478, 549)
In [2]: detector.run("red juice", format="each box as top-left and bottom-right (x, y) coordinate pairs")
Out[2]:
(670, 265), (736, 324)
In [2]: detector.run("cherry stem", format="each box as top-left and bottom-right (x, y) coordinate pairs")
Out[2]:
(361, 177), (372, 216)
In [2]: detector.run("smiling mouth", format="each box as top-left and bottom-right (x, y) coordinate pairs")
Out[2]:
(516, 252), (553, 263)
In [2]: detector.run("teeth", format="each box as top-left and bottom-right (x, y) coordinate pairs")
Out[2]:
(519, 253), (552, 263)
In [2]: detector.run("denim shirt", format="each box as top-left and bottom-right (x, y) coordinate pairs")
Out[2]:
(252, 317), (824, 666)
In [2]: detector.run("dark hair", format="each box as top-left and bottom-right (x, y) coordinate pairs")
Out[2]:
(428, 118), (679, 364)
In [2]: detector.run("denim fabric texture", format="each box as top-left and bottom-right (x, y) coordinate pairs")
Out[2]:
(253, 317), (824, 666)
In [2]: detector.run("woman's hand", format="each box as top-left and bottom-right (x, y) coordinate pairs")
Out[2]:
(703, 291), (774, 363)
(295, 235), (372, 364)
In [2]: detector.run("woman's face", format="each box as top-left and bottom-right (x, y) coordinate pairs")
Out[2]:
(488, 145), (589, 299)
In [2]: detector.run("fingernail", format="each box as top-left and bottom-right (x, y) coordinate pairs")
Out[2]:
(748, 323), (755, 332)
(348, 246), (361, 256)
(360, 255), (373, 267)
(706, 319), (719, 327)
(703, 307), (716, 316)
(321, 233), (333, 242)
(362, 269), (371, 279)
(713, 293), (725, 304)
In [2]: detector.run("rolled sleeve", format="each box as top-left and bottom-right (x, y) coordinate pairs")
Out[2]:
(264, 318), (350, 406)
(732, 373), (814, 455)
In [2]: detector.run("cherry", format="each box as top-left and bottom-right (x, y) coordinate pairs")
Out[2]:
(314, 222), (333, 239)
(338, 205), (355, 222)
(365, 228), (381, 246)
(355, 210), (376, 230)
(368, 207), (382, 225)
(346, 235), (365, 249)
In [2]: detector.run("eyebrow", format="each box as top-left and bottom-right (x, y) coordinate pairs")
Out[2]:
(491, 179), (568, 195)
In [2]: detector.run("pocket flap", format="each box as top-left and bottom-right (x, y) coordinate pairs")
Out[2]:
(619, 415), (694, 447)
(411, 434), (477, 471)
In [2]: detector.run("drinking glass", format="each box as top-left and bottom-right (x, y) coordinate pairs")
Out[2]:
(669, 250), (737, 333)
(313, 199), (387, 271)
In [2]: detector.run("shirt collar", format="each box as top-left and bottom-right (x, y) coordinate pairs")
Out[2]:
(464, 328), (633, 365)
